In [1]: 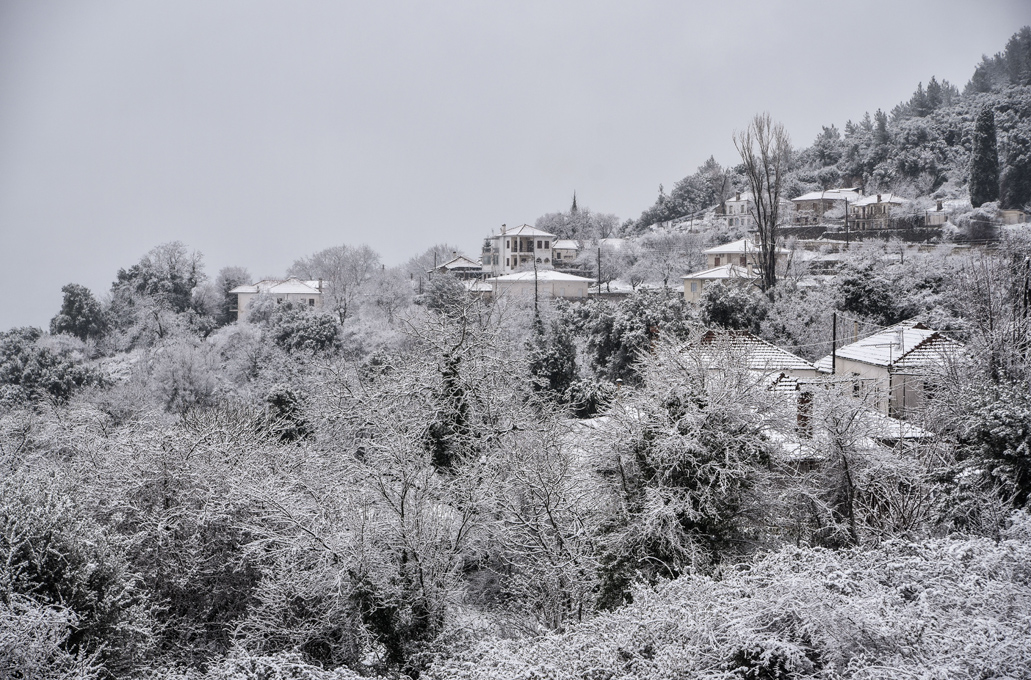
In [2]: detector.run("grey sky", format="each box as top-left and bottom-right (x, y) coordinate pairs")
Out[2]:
(2, 0), (1029, 330)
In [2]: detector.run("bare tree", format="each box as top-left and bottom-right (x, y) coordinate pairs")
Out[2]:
(734, 113), (791, 293)
(289, 244), (381, 323)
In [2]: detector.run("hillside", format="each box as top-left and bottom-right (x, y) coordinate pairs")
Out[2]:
(3, 27), (1031, 680)
(630, 26), (1031, 232)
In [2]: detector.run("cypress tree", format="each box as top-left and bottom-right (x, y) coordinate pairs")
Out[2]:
(970, 105), (1000, 207)
(873, 109), (889, 146)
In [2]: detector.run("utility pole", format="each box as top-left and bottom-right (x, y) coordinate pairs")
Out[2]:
(533, 251), (539, 314)
(596, 244), (602, 294)
(831, 311), (837, 375)
(844, 198), (850, 245)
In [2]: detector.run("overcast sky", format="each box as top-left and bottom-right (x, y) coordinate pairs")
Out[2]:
(2, 0), (1030, 330)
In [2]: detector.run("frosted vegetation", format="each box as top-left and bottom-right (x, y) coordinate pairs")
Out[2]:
(631, 27), (1031, 232)
(4, 28), (1031, 680)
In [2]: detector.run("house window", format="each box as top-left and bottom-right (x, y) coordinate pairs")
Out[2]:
(740, 256), (747, 266)
(308, 298), (315, 306)
(714, 256), (721, 266)
(690, 282), (697, 292)
(544, 240), (550, 249)
(537, 240), (542, 249)
(506, 239), (511, 250)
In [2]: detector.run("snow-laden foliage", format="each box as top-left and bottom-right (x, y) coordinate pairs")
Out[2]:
(429, 532), (1031, 679)
(0, 327), (103, 407)
(10, 29), (1031, 678)
(629, 27), (1031, 232)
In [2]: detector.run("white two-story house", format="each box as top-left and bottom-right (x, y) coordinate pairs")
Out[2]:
(481, 225), (557, 276)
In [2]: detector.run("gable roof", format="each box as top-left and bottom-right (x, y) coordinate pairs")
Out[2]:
(791, 188), (863, 203)
(437, 255), (481, 270)
(501, 224), (556, 238)
(852, 193), (906, 207)
(703, 238), (789, 256)
(704, 238), (757, 255)
(699, 331), (816, 374)
(553, 239), (579, 250)
(229, 277), (323, 295)
(814, 320), (964, 371)
(682, 264), (756, 281)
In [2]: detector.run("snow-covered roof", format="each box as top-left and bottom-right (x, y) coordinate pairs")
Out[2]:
(725, 191), (755, 203)
(814, 320), (963, 371)
(703, 238), (788, 256)
(229, 278), (323, 295)
(682, 264), (756, 281)
(464, 280), (493, 292)
(436, 255), (481, 270)
(487, 270), (595, 283)
(861, 409), (933, 440)
(699, 331), (816, 374)
(852, 193), (907, 207)
(500, 224), (556, 238)
(704, 238), (757, 255)
(791, 188), (863, 203)
(552, 239), (580, 250)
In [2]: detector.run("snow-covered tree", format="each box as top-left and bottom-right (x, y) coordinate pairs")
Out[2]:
(289, 244), (380, 323)
(970, 105), (1001, 207)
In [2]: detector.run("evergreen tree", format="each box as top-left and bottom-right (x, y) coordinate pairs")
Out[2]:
(970, 105), (1000, 207)
(1004, 26), (1031, 87)
(50, 283), (108, 341)
(1001, 129), (1031, 210)
(909, 82), (929, 117)
(527, 314), (577, 399)
(873, 109), (889, 146)
(925, 77), (942, 110)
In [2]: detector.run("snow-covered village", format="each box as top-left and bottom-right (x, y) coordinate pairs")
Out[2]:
(4, 6), (1031, 679)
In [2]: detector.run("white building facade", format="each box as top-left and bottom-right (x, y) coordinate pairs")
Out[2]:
(481, 225), (557, 276)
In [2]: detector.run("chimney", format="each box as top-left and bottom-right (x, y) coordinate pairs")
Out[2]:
(735, 192), (741, 201)
(318, 278), (323, 293)
(877, 194), (882, 203)
(936, 200), (943, 211)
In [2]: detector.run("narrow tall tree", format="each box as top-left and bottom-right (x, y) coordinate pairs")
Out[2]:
(970, 105), (1000, 207)
(734, 113), (791, 294)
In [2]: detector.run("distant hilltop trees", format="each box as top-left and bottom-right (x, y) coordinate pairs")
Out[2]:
(629, 25), (1031, 233)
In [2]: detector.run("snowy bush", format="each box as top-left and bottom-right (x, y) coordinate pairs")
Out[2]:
(429, 535), (1031, 679)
